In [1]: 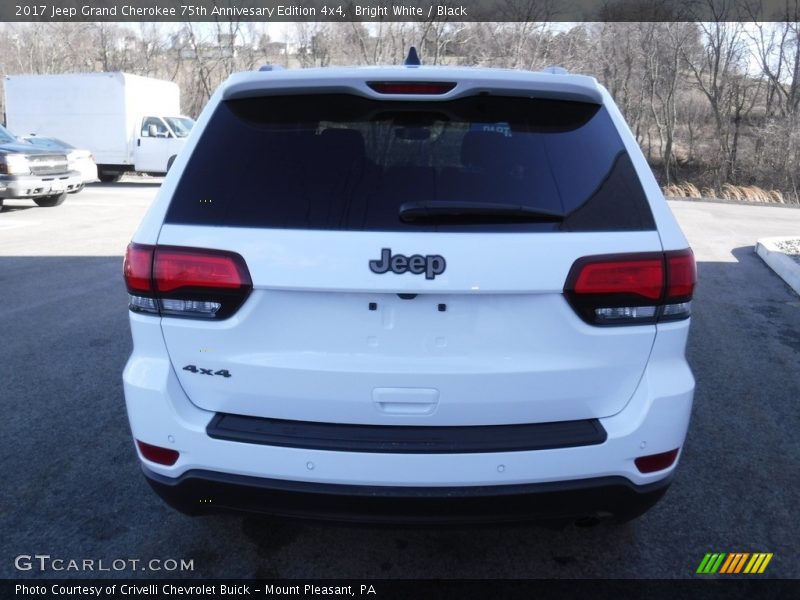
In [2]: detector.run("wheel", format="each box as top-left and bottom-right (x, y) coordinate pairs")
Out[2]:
(0, 198), (4, 212)
(68, 183), (85, 194)
(98, 172), (123, 183)
(34, 192), (67, 207)
(166, 155), (177, 172)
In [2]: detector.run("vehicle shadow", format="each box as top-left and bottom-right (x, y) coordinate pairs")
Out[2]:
(87, 179), (163, 189)
(0, 204), (38, 215)
(0, 203), (38, 213)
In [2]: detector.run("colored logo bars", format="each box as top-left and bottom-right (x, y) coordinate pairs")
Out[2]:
(696, 553), (773, 574)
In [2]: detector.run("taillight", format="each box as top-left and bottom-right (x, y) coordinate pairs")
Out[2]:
(122, 243), (154, 293)
(123, 243), (252, 319)
(667, 256), (695, 296)
(136, 440), (179, 466)
(367, 81), (456, 95)
(564, 249), (696, 325)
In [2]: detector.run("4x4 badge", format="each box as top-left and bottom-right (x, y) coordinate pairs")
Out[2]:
(369, 248), (446, 280)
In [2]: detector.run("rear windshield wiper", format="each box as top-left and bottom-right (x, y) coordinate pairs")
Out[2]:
(398, 201), (565, 223)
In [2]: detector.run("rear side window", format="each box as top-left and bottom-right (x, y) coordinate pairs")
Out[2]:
(166, 94), (655, 232)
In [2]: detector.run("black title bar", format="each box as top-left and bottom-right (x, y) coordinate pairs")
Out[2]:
(3, 0), (800, 22)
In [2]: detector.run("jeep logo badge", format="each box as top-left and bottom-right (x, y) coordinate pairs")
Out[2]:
(369, 248), (446, 280)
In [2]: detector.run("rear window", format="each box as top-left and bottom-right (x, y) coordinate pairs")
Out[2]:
(166, 94), (655, 232)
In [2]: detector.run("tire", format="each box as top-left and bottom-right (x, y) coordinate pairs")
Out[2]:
(166, 155), (177, 172)
(34, 192), (67, 207)
(0, 198), (4, 212)
(98, 172), (123, 183)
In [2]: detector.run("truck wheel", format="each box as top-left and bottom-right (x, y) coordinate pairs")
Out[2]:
(167, 155), (177, 172)
(34, 192), (67, 207)
(98, 172), (123, 183)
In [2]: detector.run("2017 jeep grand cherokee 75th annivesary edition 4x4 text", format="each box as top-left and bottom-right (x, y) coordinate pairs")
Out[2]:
(123, 58), (696, 525)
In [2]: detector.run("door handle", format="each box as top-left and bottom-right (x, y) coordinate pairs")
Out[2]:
(137, 139), (141, 147)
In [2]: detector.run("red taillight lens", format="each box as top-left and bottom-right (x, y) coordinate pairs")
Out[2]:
(136, 440), (179, 466)
(635, 448), (680, 473)
(154, 247), (250, 293)
(564, 250), (696, 325)
(123, 244), (252, 319)
(573, 257), (664, 301)
(123, 243), (154, 292)
(367, 81), (456, 95)
(665, 249), (696, 301)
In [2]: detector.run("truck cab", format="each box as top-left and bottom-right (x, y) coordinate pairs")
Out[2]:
(134, 115), (194, 176)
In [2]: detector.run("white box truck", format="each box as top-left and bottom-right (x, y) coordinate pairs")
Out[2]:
(4, 72), (194, 182)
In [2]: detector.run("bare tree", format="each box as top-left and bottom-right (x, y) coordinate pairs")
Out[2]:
(2, 17), (799, 202)
(681, 6), (747, 190)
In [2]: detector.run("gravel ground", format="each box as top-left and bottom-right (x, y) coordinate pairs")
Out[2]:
(775, 238), (800, 264)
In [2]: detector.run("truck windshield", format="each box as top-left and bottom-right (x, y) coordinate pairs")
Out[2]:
(164, 117), (193, 138)
(0, 125), (16, 144)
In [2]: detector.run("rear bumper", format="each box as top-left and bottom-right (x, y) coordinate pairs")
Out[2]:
(124, 315), (694, 522)
(143, 465), (672, 524)
(0, 171), (82, 198)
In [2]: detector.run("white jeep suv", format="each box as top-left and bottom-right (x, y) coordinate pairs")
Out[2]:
(123, 58), (696, 524)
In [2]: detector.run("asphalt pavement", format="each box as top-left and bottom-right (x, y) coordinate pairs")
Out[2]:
(1, 185), (798, 578)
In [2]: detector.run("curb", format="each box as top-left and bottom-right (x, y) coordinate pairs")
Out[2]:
(755, 237), (800, 297)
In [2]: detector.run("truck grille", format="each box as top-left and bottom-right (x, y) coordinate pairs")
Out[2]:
(27, 153), (68, 175)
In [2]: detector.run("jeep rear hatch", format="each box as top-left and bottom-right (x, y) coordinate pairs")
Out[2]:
(152, 92), (663, 426)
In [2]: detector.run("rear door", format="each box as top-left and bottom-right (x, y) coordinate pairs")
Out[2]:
(156, 91), (661, 426)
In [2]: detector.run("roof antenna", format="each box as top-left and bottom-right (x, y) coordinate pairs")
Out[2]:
(404, 46), (421, 66)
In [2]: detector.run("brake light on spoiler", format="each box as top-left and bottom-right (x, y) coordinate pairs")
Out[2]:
(564, 249), (696, 325)
(367, 81), (456, 95)
(123, 243), (252, 319)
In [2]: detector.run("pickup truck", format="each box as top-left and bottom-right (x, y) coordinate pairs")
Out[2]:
(0, 123), (82, 212)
